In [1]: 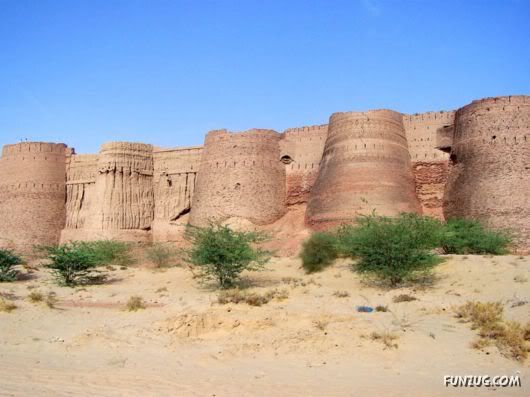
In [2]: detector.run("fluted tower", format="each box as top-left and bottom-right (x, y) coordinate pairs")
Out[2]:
(189, 129), (286, 226)
(0, 142), (68, 251)
(306, 109), (420, 228)
(444, 96), (530, 249)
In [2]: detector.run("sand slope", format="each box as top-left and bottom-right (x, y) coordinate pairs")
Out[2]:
(1, 255), (529, 396)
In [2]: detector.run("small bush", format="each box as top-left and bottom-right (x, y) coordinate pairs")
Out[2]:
(440, 218), (511, 255)
(217, 288), (288, 306)
(45, 293), (57, 308)
(375, 305), (388, 312)
(126, 296), (145, 311)
(333, 290), (350, 298)
(28, 291), (44, 303)
(300, 232), (338, 273)
(77, 240), (134, 267)
(0, 298), (17, 312)
(0, 249), (23, 282)
(146, 243), (178, 267)
(341, 213), (444, 286)
(368, 331), (399, 349)
(184, 223), (271, 289)
(44, 243), (101, 287)
(393, 294), (418, 303)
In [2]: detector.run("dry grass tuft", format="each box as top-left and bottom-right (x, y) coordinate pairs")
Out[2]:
(333, 290), (350, 298)
(313, 319), (329, 331)
(375, 305), (389, 312)
(126, 296), (146, 311)
(393, 294), (417, 303)
(455, 301), (530, 361)
(45, 293), (57, 308)
(0, 298), (17, 313)
(369, 331), (399, 349)
(28, 291), (44, 303)
(218, 288), (289, 307)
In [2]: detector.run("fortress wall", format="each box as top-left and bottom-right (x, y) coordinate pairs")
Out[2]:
(403, 111), (455, 219)
(65, 154), (98, 229)
(444, 95), (530, 250)
(280, 124), (328, 205)
(0, 142), (68, 251)
(306, 109), (420, 228)
(189, 129), (286, 226)
(152, 146), (203, 241)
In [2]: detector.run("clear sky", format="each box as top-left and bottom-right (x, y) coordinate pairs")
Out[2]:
(1, 0), (529, 153)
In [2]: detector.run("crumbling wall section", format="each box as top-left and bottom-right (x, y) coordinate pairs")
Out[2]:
(403, 111), (455, 219)
(190, 129), (286, 226)
(444, 95), (530, 250)
(0, 142), (68, 251)
(152, 146), (203, 241)
(280, 124), (328, 205)
(65, 154), (98, 230)
(306, 109), (420, 228)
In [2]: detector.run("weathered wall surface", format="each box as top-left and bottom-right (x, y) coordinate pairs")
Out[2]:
(65, 154), (98, 230)
(280, 125), (328, 205)
(444, 95), (530, 250)
(152, 146), (202, 241)
(0, 142), (68, 251)
(190, 129), (286, 226)
(306, 110), (420, 228)
(62, 142), (154, 242)
(403, 111), (455, 219)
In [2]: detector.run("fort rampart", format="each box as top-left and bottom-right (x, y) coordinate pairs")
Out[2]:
(1, 95), (528, 252)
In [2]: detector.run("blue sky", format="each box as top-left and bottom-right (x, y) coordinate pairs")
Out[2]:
(1, 0), (529, 153)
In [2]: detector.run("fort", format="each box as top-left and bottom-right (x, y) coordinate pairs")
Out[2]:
(0, 95), (528, 252)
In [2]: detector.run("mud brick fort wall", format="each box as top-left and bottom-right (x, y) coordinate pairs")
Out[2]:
(306, 109), (421, 228)
(1, 95), (528, 252)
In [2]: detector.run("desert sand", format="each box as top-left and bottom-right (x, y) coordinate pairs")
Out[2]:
(1, 254), (529, 396)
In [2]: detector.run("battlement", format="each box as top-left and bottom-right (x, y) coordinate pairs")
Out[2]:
(1, 142), (68, 157)
(402, 110), (455, 124)
(283, 124), (328, 136)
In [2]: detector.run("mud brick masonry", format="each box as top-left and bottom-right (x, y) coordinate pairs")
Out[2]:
(0, 95), (528, 252)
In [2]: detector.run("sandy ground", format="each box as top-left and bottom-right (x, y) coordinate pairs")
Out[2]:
(1, 254), (529, 396)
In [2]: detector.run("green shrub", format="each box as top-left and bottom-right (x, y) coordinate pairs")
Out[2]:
(146, 243), (178, 267)
(77, 240), (134, 267)
(44, 243), (101, 287)
(300, 232), (338, 273)
(341, 213), (444, 286)
(440, 218), (511, 255)
(184, 223), (271, 289)
(0, 249), (22, 282)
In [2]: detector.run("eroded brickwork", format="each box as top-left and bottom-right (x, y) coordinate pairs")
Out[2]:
(280, 125), (328, 205)
(152, 146), (202, 241)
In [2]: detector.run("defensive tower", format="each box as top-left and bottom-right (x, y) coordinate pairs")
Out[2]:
(189, 129), (286, 226)
(0, 142), (68, 251)
(306, 109), (420, 227)
(444, 95), (530, 249)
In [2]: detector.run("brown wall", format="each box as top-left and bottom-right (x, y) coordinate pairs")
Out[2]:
(280, 125), (328, 205)
(152, 146), (202, 241)
(190, 129), (286, 226)
(444, 95), (530, 250)
(0, 142), (68, 251)
(306, 109), (420, 228)
(403, 111), (455, 219)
